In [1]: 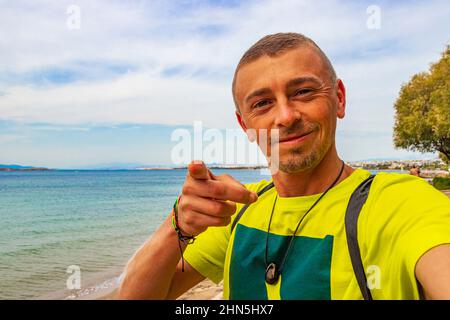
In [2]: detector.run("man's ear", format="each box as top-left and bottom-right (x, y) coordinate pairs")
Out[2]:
(235, 111), (256, 142)
(336, 79), (346, 119)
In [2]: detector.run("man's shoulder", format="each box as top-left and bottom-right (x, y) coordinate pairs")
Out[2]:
(373, 172), (434, 192)
(370, 171), (449, 205)
(360, 172), (450, 251)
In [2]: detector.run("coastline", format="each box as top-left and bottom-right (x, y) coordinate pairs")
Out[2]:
(43, 267), (225, 300)
(77, 278), (224, 300)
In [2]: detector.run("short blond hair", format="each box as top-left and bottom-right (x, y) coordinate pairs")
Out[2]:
(232, 32), (336, 111)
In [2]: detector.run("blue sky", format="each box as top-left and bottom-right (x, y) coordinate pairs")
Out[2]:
(0, 0), (448, 168)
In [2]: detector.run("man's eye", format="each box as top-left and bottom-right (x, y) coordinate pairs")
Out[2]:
(253, 100), (271, 109)
(294, 88), (313, 96)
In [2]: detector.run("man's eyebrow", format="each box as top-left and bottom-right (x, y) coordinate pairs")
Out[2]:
(244, 87), (272, 104)
(286, 76), (323, 88)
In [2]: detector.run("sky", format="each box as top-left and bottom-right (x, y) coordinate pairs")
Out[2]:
(0, 0), (449, 169)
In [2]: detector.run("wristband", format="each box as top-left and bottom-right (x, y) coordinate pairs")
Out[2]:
(171, 195), (196, 272)
(171, 196), (196, 243)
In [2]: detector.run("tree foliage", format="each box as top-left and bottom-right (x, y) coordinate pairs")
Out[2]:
(393, 45), (450, 161)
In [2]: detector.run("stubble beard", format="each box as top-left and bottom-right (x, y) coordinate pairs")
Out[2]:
(278, 133), (329, 173)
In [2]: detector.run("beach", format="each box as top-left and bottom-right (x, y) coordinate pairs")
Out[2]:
(178, 280), (223, 300)
(94, 279), (223, 300)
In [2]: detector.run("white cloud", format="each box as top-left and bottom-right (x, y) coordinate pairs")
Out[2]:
(0, 0), (449, 133)
(0, 72), (236, 128)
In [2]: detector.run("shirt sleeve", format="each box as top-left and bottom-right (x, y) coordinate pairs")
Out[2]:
(183, 223), (230, 284)
(361, 174), (450, 298)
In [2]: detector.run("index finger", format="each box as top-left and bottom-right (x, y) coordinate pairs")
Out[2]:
(206, 180), (258, 204)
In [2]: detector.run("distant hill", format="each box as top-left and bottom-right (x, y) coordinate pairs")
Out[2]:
(0, 164), (34, 169)
(0, 164), (49, 171)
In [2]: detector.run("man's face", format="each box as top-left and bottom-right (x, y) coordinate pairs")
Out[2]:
(234, 46), (346, 173)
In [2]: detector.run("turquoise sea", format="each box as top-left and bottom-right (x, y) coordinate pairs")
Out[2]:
(0, 169), (266, 300)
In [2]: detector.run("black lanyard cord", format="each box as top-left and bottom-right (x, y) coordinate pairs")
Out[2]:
(264, 160), (345, 281)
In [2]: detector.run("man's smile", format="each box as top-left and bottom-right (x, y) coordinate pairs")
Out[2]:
(278, 131), (314, 146)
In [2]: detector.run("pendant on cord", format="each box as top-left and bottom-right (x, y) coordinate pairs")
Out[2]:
(265, 262), (280, 285)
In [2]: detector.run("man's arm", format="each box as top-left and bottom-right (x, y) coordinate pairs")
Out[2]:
(117, 215), (205, 300)
(117, 161), (258, 299)
(416, 244), (450, 299)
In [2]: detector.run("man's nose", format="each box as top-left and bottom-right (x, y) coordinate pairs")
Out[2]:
(274, 98), (301, 128)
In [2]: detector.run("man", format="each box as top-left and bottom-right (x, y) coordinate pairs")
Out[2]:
(410, 165), (421, 177)
(118, 33), (450, 300)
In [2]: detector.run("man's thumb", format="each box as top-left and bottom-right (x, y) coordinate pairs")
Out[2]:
(188, 160), (214, 180)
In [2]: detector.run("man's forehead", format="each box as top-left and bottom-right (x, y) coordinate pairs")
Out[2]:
(234, 47), (327, 99)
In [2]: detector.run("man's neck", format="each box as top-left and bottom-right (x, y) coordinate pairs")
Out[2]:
(271, 147), (354, 197)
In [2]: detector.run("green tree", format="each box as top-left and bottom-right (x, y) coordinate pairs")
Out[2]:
(394, 45), (450, 161)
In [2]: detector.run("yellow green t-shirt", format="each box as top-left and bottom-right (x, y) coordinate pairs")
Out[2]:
(183, 169), (450, 300)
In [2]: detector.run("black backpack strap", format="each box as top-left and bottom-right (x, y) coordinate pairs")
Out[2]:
(345, 174), (376, 300)
(230, 181), (275, 234)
